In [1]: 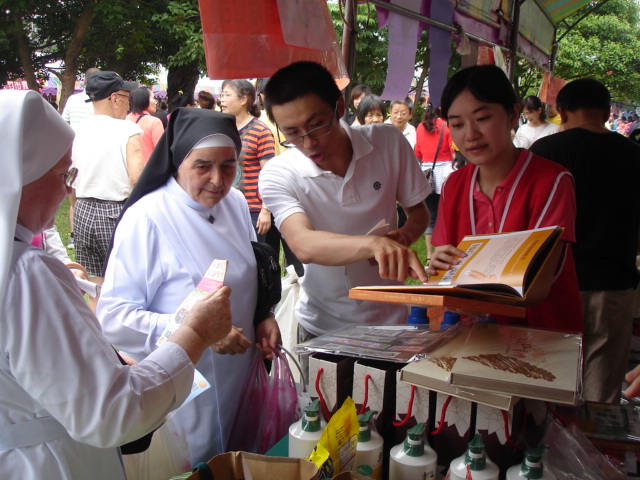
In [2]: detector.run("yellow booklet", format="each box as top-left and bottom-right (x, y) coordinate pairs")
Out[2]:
(353, 226), (564, 306)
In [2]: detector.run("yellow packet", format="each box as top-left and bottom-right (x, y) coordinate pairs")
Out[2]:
(306, 397), (359, 479)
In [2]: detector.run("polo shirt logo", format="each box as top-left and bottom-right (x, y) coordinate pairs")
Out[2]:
(373, 181), (381, 190)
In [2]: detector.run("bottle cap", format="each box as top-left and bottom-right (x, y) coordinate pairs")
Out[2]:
(479, 314), (497, 324)
(520, 445), (547, 479)
(404, 422), (425, 457)
(357, 410), (378, 442)
(465, 434), (487, 470)
(408, 306), (429, 325)
(440, 311), (461, 330)
(302, 399), (322, 432)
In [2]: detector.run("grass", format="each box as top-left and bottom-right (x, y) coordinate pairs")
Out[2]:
(54, 198), (428, 284)
(55, 197), (75, 262)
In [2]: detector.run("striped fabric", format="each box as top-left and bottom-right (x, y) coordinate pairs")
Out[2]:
(238, 117), (275, 212)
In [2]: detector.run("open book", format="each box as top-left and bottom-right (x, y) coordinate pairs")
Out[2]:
(353, 226), (564, 306)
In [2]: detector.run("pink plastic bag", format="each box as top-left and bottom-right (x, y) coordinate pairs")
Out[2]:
(256, 350), (300, 454)
(227, 351), (270, 453)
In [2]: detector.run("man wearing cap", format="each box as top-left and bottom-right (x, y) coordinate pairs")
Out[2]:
(71, 71), (144, 303)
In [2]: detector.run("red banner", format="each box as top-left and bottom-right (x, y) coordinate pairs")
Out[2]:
(538, 71), (566, 106)
(199, 0), (349, 87)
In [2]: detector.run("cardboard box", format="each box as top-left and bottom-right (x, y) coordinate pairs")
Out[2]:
(187, 451), (318, 480)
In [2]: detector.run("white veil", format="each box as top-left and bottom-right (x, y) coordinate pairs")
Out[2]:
(0, 90), (74, 306)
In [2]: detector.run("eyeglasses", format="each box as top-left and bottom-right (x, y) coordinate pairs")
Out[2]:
(219, 92), (240, 99)
(51, 167), (78, 187)
(278, 105), (338, 148)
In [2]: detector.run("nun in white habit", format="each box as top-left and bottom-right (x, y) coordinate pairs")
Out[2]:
(98, 107), (281, 465)
(0, 91), (232, 478)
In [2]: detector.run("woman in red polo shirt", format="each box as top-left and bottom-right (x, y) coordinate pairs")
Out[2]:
(425, 65), (582, 333)
(126, 87), (164, 164)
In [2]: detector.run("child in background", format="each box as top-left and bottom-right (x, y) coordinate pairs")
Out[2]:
(425, 65), (582, 333)
(355, 95), (387, 125)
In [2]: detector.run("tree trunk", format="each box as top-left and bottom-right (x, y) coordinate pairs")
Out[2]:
(167, 60), (200, 112)
(12, 13), (39, 91)
(59, 1), (96, 112)
(412, 49), (430, 125)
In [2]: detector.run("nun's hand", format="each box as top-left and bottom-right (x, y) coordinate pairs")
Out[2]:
(212, 325), (252, 355)
(256, 208), (272, 235)
(256, 314), (281, 360)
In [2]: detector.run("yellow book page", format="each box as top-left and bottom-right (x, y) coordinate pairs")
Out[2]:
(427, 227), (557, 291)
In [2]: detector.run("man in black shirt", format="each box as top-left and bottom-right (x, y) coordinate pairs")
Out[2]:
(531, 79), (640, 403)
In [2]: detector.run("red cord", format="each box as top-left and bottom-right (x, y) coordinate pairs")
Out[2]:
(358, 374), (372, 415)
(393, 385), (416, 427)
(431, 395), (453, 435)
(314, 368), (332, 421)
(545, 402), (567, 427)
(501, 410), (520, 449)
(466, 464), (473, 480)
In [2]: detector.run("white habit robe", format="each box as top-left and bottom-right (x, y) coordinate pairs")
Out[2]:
(1, 224), (194, 479)
(98, 178), (259, 465)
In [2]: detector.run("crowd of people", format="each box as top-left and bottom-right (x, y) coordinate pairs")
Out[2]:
(2, 59), (640, 478)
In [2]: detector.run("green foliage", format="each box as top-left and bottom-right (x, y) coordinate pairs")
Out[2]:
(515, 0), (640, 105)
(329, 2), (390, 95)
(553, 0), (640, 105)
(152, 0), (205, 69)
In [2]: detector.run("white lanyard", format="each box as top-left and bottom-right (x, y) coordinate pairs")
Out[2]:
(468, 151), (533, 235)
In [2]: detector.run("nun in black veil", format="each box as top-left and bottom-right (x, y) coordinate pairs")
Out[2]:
(98, 107), (281, 465)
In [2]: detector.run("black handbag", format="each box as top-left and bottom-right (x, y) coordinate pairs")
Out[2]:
(251, 241), (282, 326)
(423, 123), (446, 195)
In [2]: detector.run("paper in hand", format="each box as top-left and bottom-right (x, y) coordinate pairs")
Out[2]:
(157, 259), (229, 346)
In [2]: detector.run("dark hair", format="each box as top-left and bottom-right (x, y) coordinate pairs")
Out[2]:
(130, 87), (152, 114)
(522, 95), (546, 121)
(556, 78), (610, 112)
(222, 79), (260, 117)
(390, 99), (413, 112)
(350, 84), (372, 105)
(255, 78), (269, 96)
(197, 91), (215, 110)
(421, 104), (441, 134)
(356, 95), (387, 124)
(440, 65), (518, 119)
(255, 78), (270, 109)
(264, 61), (341, 122)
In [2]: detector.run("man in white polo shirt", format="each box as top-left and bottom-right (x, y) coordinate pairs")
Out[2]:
(259, 62), (430, 371)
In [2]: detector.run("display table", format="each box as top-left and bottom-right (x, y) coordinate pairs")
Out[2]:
(348, 289), (526, 318)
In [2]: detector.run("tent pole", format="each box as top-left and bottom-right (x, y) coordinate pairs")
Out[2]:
(341, 0), (357, 115)
(507, 0), (524, 82)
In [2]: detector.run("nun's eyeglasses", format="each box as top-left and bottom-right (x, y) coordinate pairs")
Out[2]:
(51, 167), (78, 187)
(278, 104), (338, 148)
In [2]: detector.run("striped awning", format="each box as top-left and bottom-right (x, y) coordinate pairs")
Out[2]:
(537, 0), (593, 24)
